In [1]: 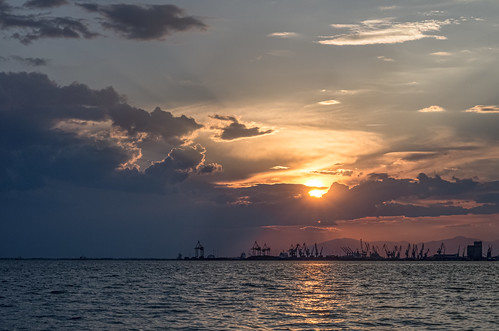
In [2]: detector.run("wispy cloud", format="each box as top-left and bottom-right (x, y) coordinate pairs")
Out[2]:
(377, 55), (394, 62)
(267, 32), (298, 38)
(337, 89), (366, 95)
(318, 99), (340, 106)
(465, 105), (499, 113)
(266, 49), (293, 57)
(431, 51), (452, 56)
(311, 169), (353, 176)
(0, 55), (48, 66)
(271, 166), (290, 170)
(379, 6), (398, 11)
(319, 18), (453, 46)
(418, 105), (445, 113)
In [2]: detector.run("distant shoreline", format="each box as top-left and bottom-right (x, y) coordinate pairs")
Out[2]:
(1, 257), (497, 262)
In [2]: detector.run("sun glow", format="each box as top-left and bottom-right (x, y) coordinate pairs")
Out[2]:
(305, 179), (328, 198)
(308, 188), (328, 198)
(304, 179), (324, 187)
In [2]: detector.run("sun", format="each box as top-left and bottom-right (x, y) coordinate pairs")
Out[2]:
(308, 188), (328, 198)
(304, 179), (329, 198)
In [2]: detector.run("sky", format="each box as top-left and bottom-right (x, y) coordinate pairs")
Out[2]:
(1, 0), (499, 258)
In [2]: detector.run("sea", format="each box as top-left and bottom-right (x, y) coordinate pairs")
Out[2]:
(0, 260), (498, 330)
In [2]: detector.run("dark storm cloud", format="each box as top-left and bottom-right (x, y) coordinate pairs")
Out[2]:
(198, 162), (223, 174)
(0, 72), (206, 191)
(79, 3), (206, 40)
(109, 106), (202, 141)
(211, 114), (273, 141)
(0, 2), (97, 44)
(0, 116), (130, 190)
(24, 0), (68, 8)
(0, 0), (9, 12)
(145, 145), (208, 184)
(0, 72), (201, 138)
(0, 72), (119, 123)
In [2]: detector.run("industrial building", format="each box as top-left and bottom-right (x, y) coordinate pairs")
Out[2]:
(467, 241), (482, 260)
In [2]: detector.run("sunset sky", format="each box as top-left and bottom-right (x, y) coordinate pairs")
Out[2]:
(1, 0), (499, 257)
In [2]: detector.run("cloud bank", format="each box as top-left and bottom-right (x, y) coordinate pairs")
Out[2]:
(0, 72), (211, 192)
(225, 173), (499, 224)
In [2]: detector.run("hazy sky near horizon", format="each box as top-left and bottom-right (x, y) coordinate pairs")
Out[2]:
(1, 0), (499, 257)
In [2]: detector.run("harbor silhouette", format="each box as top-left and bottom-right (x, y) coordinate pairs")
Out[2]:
(182, 238), (498, 261)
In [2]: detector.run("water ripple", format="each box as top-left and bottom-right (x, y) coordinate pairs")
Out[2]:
(0, 260), (497, 330)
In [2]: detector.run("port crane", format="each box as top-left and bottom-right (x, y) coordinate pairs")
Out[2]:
(297, 243), (305, 257)
(371, 245), (381, 259)
(411, 244), (418, 259)
(423, 248), (430, 259)
(405, 244), (411, 259)
(195, 241), (204, 259)
(312, 243), (321, 258)
(382, 244), (390, 259)
(418, 243), (425, 260)
(360, 239), (368, 258)
(288, 244), (298, 258)
(251, 241), (262, 256)
(341, 246), (356, 257)
(383, 244), (401, 259)
(436, 242), (446, 255)
(262, 243), (271, 256)
(302, 243), (311, 257)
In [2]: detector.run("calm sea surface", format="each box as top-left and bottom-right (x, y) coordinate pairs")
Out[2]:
(0, 260), (498, 330)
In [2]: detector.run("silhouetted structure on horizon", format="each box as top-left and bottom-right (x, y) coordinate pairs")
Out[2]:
(250, 241), (271, 257)
(178, 238), (497, 261)
(467, 241), (482, 260)
(251, 241), (261, 256)
(194, 241), (204, 259)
